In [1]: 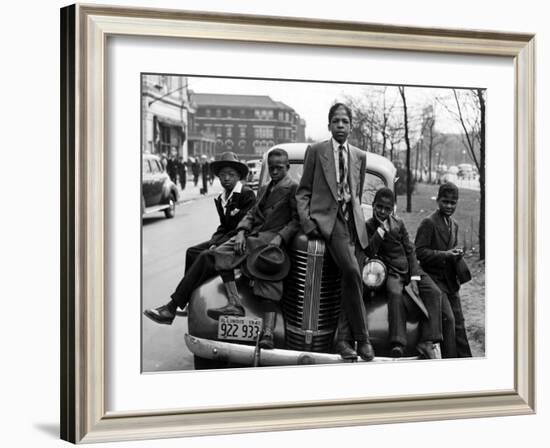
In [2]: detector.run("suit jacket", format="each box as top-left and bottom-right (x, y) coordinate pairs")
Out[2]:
(212, 174), (300, 280)
(237, 174), (300, 244)
(211, 185), (256, 246)
(415, 210), (462, 293)
(365, 215), (422, 280)
(295, 140), (368, 248)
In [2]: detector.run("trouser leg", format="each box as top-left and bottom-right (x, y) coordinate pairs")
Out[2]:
(448, 292), (472, 357)
(170, 250), (217, 309)
(185, 240), (212, 274)
(327, 215), (369, 343)
(440, 292), (457, 358)
(417, 275), (443, 343)
(386, 275), (407, 346)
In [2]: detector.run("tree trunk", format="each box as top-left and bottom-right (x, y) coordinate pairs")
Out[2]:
(478, 89), (486, 260)
(399, 86), (413, 212)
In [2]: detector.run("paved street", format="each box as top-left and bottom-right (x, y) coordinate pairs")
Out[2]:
(142, 180), (223, 372)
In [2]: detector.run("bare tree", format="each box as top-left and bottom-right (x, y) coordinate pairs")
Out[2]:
(398, 86), (413, 212)
(440, 88), (486, 259)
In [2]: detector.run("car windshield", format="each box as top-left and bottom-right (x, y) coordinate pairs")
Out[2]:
(261, 161), (387, 206)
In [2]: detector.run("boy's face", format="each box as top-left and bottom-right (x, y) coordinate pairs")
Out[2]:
(328, 106), (351, 144)
(373, 196), (394, 222)
(267, 155), (289, 183)
(217, 167), (240, 192)
(437, 193), (458, 217)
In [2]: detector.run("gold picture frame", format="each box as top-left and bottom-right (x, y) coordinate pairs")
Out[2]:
(60, 3), (535, 443)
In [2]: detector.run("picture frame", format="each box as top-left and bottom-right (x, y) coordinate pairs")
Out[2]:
(60, 3), (535, 444)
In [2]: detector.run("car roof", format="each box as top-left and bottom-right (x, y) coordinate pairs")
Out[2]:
(143, 153), (160, 160)
(266, 142), (397, 182)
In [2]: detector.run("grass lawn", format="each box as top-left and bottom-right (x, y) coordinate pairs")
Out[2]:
(395, 183), (486, 357)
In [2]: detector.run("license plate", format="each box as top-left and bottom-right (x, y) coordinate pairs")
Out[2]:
(217, 316), (263, 341)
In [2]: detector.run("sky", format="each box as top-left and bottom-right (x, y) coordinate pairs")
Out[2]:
(186, 76), (478, 142)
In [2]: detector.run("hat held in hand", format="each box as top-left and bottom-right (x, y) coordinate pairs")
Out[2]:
(244, 244), (290, 281)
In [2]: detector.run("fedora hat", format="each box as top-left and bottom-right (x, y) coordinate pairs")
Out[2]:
(244, 244), (290, 281)
(210, 152), (249, 179)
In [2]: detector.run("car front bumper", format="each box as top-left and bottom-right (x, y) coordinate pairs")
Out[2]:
(184, 334), (419, 367)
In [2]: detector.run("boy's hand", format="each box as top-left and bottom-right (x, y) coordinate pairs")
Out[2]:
(269, 234), (283, 247)
(382, 219), (391, 232)
(445, 248), (463, 259)
(234, 231), (246, 255)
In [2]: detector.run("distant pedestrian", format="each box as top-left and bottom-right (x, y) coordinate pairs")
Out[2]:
(191, 157), (200, 186)
(177, 156), (187, 190)
(200, 154), (209, 194)
(209, 157), (215, 185)
(166, 154), (178, 184)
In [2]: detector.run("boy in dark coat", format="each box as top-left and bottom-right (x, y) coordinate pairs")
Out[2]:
(184, 152), (256, 272)
(365, 187), (443, 359)
(415, 182), (472, 358)
(144, 149), (300, 349)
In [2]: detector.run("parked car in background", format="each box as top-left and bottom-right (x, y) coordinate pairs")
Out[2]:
(245, 159), (262, 190)
(185, 143), (427, 369)
(458, 163), (475, 180)
(142, 153), (180, 219)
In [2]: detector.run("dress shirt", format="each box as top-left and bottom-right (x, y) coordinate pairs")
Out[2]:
(219, 181), (243, 210)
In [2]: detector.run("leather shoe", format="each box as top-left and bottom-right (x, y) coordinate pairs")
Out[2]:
(416, 341), (437, 359)
(207, 303), (245, 321)
(259, 329), (275, 349)
(391, 344), (404, 358)
(335, 340), (358, 360)
(357, 340), (375, 361)
(143, 303), (176, 325)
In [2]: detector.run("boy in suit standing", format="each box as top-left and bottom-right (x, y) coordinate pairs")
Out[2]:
(415, 182), (472, 358)
(296, 103), (374, 361)
(365, 188), (443, 359)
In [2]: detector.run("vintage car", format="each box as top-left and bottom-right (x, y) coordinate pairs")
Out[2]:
(185, 143), (426, 369)
(142, 153), (180, 219)
(245, 158), (262, 190)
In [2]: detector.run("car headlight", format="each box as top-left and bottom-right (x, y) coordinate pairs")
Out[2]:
(362, 259), (387, 289)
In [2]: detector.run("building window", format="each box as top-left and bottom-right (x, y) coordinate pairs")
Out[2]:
(278, 111), (284, 121)
(240, 109), (246, 117)
(215, 125), (223, 137)
(216, 139), (224, 151)
(227, 109), (232, 118)
(239, 126), (246, 138)
(204, 124), (212, 134)
(254, 127), (274, 139)
(216, 108), (222, 117)
(226, 126), (233, 138)
(238, 140), (246, 151)
(225, 139), (234, 149)
(205, 108), (211, 117)
(268, 110), (274, 120)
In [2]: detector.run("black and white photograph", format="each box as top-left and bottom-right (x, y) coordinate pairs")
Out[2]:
(141, 74), (486, 372)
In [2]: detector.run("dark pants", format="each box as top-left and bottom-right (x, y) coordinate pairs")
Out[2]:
(442, 291), (472, 357)
(386, 274), (443, 346)
(171, 250), (217, 309)
(328, 213), (370, 343)
(178, 169), (186, 190)
(185, 240), (212, 274)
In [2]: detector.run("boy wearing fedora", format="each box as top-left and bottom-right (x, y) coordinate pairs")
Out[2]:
(415, 182), (473, 358)
(144, 149), (300, 349)
(184, 152), (256, 273)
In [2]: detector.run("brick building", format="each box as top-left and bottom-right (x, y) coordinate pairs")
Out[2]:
(189, 92), (306, 159)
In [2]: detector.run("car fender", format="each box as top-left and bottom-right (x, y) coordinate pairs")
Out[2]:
(187, 274), (285, 346)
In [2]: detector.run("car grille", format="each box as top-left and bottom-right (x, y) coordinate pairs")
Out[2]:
(282, 238), (341, 352)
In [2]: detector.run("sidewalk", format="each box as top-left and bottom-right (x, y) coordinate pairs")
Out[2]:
(176, 179), (223, 204)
